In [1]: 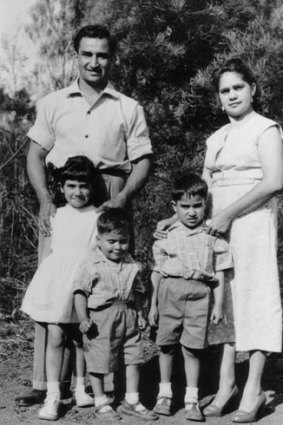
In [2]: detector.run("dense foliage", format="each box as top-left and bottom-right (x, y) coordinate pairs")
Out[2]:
(1, 0), (283, 310)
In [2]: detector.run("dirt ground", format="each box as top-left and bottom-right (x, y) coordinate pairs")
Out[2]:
(1, 319), (283, 425)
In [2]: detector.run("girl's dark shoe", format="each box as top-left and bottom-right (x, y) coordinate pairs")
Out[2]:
(232, 391), (266, 423)
(203, 385), (239, 417)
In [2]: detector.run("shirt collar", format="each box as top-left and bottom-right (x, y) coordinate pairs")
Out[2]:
(168, 220), (207, 236)
(67, 79), (120, 99)
(91, 247), (133, 265)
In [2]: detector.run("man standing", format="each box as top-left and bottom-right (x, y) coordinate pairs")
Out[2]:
(16, 24), (152, 406)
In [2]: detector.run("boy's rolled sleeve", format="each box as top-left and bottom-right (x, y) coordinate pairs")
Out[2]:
(126, 105), (152, 162)
(73, 261), (94, 296)
(27, 98), (55, 151)
(213, 238), (233, 271)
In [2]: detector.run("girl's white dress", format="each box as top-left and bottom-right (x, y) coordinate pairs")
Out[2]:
(204, 112), (282, 352)
(21, 204), (99, 323)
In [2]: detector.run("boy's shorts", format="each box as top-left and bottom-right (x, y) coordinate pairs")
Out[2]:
(83, 301), (144, 374)
(156, 277), (210, 349)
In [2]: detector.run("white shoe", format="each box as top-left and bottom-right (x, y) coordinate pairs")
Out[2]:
(38, 395), (60, 420)
(74, 391), (94, 407)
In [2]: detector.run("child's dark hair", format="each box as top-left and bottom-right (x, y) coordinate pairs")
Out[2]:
(97, 208), (132, 235)
(49, 156), (97, 207)
(57, 156), (97, 185)
(172, 173), (208, 202)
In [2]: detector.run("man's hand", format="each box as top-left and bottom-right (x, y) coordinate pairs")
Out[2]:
(39, 199), (56, 237)
(148, 305), (159, 327)
(79, 318), (93, 334)
(96, 192), (128, 212)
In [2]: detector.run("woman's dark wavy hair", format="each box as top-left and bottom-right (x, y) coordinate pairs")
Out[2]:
(73, 24), (116, 55)
(211, 57), (261, 111)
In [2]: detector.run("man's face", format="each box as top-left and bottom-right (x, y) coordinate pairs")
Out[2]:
(97, 230), (130, 262)
(172, 193), (206, 229)
(77, 37), (112, 88)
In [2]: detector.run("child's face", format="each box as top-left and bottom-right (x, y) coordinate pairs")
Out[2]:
(97, 230), (130, 262)
(61, 179), (93, 208)
(172, 193), (206, 229)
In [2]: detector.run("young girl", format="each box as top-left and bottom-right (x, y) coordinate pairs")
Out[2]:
(21, 155), (100, 421)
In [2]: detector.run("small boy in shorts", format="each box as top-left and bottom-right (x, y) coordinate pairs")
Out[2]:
(149, 173), (233, 421)
(74, 208), (158, 422)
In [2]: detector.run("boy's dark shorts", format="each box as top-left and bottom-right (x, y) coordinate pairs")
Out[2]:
(157, 277), (210, 349)
(83, 301), (144, 374)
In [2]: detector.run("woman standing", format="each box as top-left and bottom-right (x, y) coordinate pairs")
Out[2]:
(202, 58), (283, 422)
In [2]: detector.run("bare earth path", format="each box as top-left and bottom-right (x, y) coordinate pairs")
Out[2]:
(1, 319), (283, 425)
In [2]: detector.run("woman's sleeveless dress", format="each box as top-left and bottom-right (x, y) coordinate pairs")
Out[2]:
(204, 112), (282, 352)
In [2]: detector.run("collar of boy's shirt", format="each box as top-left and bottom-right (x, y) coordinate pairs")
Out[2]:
(67, 79), (120, 100)
(168, 220), (208, 236)
(91, 247), (135, 266)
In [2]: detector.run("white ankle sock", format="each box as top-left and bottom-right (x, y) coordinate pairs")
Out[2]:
(159, 382), (172, 398)
(46, 382), (60, 398)
(73, 377), (85, 394)
(185, 386), (199, 403)
(95, 394), (108, 407)
(125, 392), (139, 405)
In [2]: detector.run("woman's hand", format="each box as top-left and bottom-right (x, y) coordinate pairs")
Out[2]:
(153, 217), (175, 240)
(206, 211), (233, 236)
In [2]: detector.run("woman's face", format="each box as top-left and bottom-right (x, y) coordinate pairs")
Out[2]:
(218, 71), (256, 121)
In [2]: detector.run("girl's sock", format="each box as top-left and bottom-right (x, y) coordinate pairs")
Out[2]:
(46, 381), (60, 399)
(185, 386), (199, 404)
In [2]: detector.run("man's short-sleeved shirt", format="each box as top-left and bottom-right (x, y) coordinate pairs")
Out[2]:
(27, 81), (152, 172)
(73, 248), (143, 309)
(152, 221), (233, 283)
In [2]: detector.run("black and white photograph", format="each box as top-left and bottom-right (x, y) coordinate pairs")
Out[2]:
(1, 1), (283, 424)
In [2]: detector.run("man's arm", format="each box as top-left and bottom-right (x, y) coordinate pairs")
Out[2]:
(97, 155), (151, 210)
(27, 140), (56, 237)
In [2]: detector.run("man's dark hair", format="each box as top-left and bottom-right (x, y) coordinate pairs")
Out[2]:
(73, 24), (116, 55)
(97, 208), (132, 235)
(172, 173), (208, 202)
